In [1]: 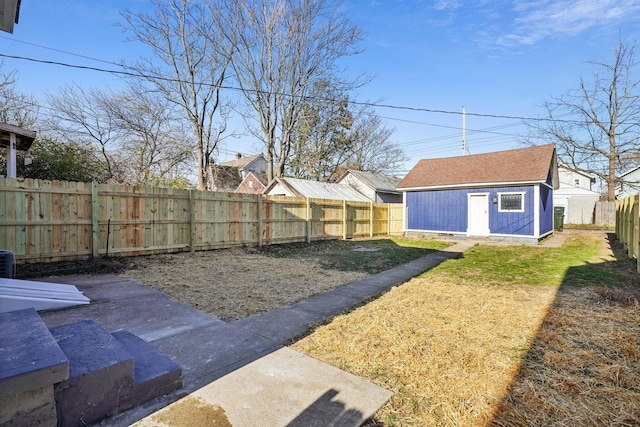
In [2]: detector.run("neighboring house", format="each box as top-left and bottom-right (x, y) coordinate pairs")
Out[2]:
(236, 171), (268, 194)
(554, 165), (600, 224)
(210, 153), (267, 192)
(616, 165), (640, 199)
(219, 153), (267, 180)
(397, 144), (559, 243)
(336, 170), (402, 203)
(558, 165), (595, 190)
(263, 177), (371, 202)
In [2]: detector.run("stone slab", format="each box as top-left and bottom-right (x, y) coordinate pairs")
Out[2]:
(41, 279), (217, 342)
(0, 308), (68, 398)
(50, 320), (135, 427)
(132, 347), (393, 427)
(149, 321), (277, 390)
(111, 330), (182, 407)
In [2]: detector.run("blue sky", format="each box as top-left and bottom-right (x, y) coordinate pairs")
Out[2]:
(2, 0), (640, 173)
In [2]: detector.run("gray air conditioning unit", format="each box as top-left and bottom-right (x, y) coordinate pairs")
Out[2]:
(0, 250), (14, 278)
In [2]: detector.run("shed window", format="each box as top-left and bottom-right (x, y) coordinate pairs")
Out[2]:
(498, 192), (525, 212)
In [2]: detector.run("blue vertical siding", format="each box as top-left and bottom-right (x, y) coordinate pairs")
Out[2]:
(489, 186), (534, 236)
(406, 189), (468, 232)
(540, 184), (553, 234)
(406, 185), (536, 236)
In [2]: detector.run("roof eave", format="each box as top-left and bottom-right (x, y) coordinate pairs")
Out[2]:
(398, 179), (550, 192)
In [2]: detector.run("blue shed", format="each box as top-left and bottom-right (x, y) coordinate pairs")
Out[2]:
(397, 144), (559, 243)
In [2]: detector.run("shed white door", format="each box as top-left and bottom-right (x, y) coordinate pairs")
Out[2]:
(467, 194), (490, 236)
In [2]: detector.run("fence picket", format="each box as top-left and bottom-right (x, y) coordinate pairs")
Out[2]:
(616, 193), (640, 274)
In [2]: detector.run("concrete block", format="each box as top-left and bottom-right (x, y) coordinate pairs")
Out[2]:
(0, 385), (56, 427)
(50, 320), (134, 427)
(0, 308), (68, 398)
(133, 347), (393, 427)
(111, 330), (182, 409)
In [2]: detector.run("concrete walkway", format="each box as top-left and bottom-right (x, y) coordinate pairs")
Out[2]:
(38, 239), (476, 426)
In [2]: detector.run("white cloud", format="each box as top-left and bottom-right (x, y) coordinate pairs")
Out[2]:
(498, 0), (640, 46)
(433, 0), (462, 11)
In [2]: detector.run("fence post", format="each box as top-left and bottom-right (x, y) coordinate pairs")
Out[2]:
(342, 200), (347, 240)
(633, 196), (639, 262)
(258, 195), (263, 247)
(616, 199), (620, 238)
(306, 197), (311, 244)
(628, 197), (634, 257)
(91, 181), (99, 258)
(189, 190), (196, 253)
(369, 202), (374, 238)
(637, 198), (640, 274)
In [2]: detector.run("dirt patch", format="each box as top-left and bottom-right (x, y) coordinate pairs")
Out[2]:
(19, 238), (446, 321)
(139, 396), (231, 427)
(118, 248), (367, 321)
(18, 241), (370, 321)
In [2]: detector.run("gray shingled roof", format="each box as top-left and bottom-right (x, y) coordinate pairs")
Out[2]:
(343, 170), (401, 193)
(219, 154), (263, 169)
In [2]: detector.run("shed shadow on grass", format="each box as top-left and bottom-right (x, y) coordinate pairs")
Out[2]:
(488, 233), (640, 426)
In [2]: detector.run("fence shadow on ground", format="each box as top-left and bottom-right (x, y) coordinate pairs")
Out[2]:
(487, 232), (640, 426)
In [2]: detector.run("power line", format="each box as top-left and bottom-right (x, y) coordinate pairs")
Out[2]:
(0, 35), (122, 67)
(0, 52), (582, 124)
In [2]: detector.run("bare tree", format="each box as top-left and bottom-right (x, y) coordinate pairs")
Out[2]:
(222, 0), (366, 181)
(45, 83), (118, 178)
(121, 0), (233, 190)
(45, 82), (196, 186)
(0, 62), (38, 128)
(288, 83), (406, 181)
(343, 106), (407, 177)
(104, 85), (192, 186)
(532, 39), (640, 200)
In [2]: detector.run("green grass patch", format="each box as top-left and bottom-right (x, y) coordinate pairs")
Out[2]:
(563, 223), (615, 231)
(423, 236), (636, 287)
(260, 237), (450, 275)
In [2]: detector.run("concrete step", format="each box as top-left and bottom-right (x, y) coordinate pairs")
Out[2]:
(50, 320), (135, 427)
(111, 329), (182, 407)
(49, 320), (182, 427)
(0, 308), (68, 427)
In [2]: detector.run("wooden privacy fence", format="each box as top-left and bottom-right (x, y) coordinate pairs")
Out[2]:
(616, 193), (640, 273)
(595, 200), (616, 226)
(0, 178), (404, 263)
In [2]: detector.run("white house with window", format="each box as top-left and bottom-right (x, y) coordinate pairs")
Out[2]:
(616, 165), (640, 199)
(553, 165), (600, 224)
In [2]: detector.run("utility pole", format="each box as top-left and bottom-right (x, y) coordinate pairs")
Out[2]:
(462, 106), (467, 156)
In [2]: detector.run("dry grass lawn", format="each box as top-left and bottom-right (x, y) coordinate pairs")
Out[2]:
(292, 232), (640, 426)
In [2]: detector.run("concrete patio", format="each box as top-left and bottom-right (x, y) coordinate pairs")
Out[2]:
(33, 241), (476, 426)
